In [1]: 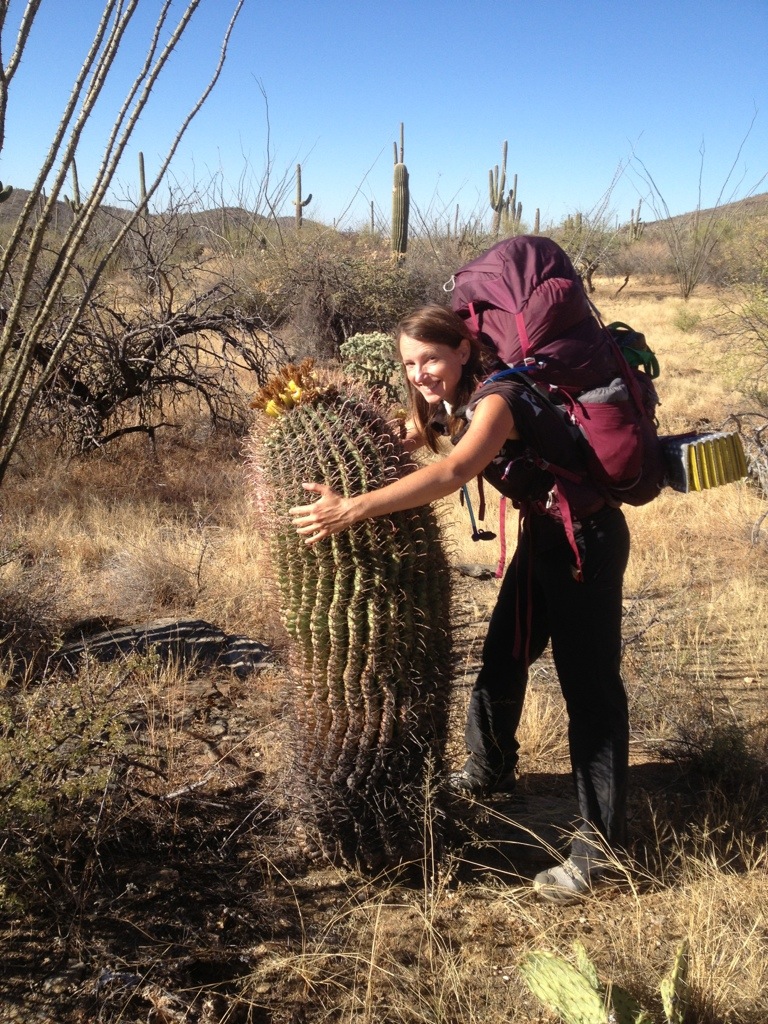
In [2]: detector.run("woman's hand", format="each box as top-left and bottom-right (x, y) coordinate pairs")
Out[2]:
(289, 482), (356, 546)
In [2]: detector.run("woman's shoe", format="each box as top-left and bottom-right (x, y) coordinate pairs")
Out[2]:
(533, 858), (605, 903)
(446, 762), (517, 797)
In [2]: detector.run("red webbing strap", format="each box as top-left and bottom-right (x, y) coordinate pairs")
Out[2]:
(554, 483), (584, 583)
(494, 496), (507, 578)
(467, 301), (480, 337)
(512, 507), (534, 668)
(537, 457), (584, 485)
(515, 311), (531, 358)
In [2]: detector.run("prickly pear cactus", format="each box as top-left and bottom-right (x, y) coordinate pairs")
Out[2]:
(520, 939), (688, 1024)
(518, 949), (609, 1024)
(659, 939), (689, 1024)
(245, 362), (453, 872)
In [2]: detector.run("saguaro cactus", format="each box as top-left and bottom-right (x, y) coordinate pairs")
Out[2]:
(293, 163), (312, 229)
(246, 364), (453, 872)
(628, 198), (644, 241)
(489, 141), (525, 237)
(137, 151), (150, 238)
(65, 158), (83, 214)
(138, 151), (147, 206)
(392, 122), (410, 257)
(489, 140), (508, 236)
(0, 181), (12, 203)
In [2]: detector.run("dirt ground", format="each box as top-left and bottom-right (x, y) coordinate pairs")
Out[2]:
(5, 549), (762, 1024)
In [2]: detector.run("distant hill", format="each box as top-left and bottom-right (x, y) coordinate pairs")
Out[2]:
(1, 184), (767, 240)
(0, 189), (305, 236)
(642, 190), (768, 229)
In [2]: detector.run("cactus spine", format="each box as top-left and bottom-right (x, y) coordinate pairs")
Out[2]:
(246, 365), (453, 872)
(392, 122), (410, 257)
(519, 939), (690, 1024)
(293, 163), (312, 229)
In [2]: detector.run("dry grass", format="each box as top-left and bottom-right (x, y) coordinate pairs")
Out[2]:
(1, 279), (767, 1023)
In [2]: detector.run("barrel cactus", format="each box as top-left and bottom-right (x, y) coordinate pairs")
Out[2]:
(245, 362), (453, 872)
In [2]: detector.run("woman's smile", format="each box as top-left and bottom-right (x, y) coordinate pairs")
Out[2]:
(399, 332), (469, 406)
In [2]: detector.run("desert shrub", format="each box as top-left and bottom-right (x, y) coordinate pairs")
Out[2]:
(609, 232), (678, 283)
(671, 304), (702, 333)
(730, 256), (768, 406)
(661, 701), (768, 793)
(8, 203), (289, 456)
(0, 544), (60, 679)
(254, 231), (448, 358)
(710, 242), (768, 485)
(704, 200), (768, 286)
(0, 661), (133, 913)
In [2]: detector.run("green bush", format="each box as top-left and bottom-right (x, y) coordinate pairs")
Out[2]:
(671, 304), (702, 333)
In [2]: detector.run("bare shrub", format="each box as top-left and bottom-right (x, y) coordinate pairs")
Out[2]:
(0, 543), (60, 678)
(18, 197), (288, 455)
(252, 231), (452, 358)
(0, 2), (246, 482)
(661, 698), (768, 792)
(631, 121), (767, 299)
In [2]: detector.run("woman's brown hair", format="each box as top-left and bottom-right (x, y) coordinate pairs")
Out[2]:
(395, 304), (499, 452)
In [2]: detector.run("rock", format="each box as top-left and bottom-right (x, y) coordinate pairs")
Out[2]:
(55, 618), (274, 678)
(454, 563), (497, 580)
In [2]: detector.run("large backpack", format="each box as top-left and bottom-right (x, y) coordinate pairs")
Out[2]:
(448, 235), (666, 507)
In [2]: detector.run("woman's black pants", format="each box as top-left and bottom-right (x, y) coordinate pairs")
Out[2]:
(464, 505), (631, 875)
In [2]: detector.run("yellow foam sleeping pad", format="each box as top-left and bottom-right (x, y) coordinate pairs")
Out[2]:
(663, 431), (749, 493)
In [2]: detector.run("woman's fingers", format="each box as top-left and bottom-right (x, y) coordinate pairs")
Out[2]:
(289, 481), (341, 545)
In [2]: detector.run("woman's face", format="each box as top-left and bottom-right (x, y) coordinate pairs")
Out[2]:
(399, 332), (469, 407)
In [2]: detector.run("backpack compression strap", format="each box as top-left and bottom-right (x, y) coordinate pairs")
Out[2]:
(466, 302), (480, 337)
(515, 312), (531, 358)
(466, 303), (533, 363)
(494, 497), (508, 579)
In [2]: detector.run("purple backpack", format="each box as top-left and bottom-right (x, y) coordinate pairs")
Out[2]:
(448, 235), (666, 507)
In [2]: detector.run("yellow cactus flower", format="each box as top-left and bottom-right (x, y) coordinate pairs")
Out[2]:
(264, 399), (281, 418)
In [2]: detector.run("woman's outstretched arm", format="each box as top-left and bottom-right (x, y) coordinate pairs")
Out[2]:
(290, 393), (516, 544)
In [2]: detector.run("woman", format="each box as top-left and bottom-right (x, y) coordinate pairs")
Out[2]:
(289, 304), (630, 903)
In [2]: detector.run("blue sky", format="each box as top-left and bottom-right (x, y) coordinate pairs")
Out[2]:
(1, 0), (766, 231)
